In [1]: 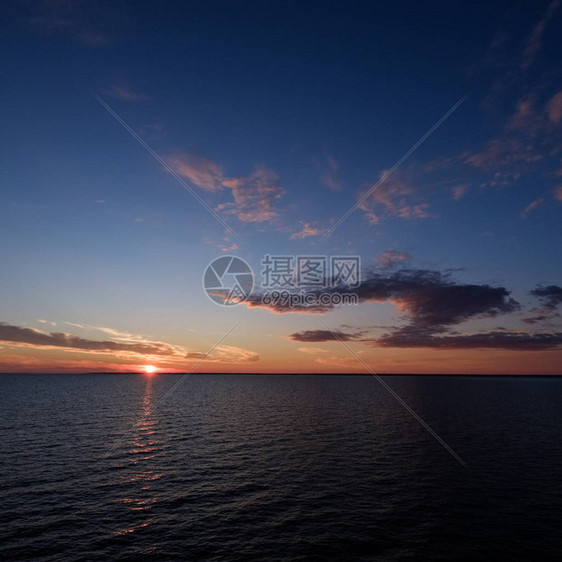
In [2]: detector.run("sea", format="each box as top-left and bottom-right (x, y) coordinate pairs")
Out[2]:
(1, 374), (562, 561)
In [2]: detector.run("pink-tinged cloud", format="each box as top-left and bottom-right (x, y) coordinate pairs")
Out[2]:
(0, 322), (184, 357)
(290, 222), (325, 239)
(358, 170), (433, 223)
(166, 152), (284, 222)
(185, 345), (259, 363)
(521, 198), (544, 218)
(547, 91), (562, 123)
(554, 185), (562, 201)
(376, 250), (412, 269)
(452, 184), (469, 200)
(465, 137), (543, 185)
(0, 322), (259, 368)
(320, 156), (343, 191)
(220, 166), (284, 222)
(166, 152), (223, 191)
(508, 95), (539, 134)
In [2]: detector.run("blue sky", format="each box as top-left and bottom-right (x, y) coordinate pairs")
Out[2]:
(1, 0), (562, 374)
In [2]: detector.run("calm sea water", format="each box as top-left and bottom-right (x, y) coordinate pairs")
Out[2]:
(1, 374), (562, 561)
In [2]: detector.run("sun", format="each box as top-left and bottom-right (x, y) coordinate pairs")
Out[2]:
(143, 365), (157, 374)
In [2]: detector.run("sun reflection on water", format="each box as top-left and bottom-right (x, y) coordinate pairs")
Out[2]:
(113, 376), (162, 541)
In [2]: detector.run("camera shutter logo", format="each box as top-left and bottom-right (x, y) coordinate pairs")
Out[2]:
(203, 256), (254, 306)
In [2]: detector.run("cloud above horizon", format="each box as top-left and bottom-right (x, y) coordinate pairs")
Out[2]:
(0, 322), (259, 366)
(289, 326), (562, 351)
(285, 275), (562, 351)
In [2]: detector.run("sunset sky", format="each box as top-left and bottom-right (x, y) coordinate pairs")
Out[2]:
(1, 0), (562, 374)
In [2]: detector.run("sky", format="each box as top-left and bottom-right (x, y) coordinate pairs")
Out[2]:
(1, 0), (562, 374)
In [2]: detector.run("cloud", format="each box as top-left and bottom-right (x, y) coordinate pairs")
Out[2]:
(313, 356), (363, 370)
(357, 270), (519, 329)
(521, 198), (544, 218)
(0, 322), (259, 365)
(555, 186), (562, 201)
(460, 86), (562, 187)
(220, 166), (284, 223)
(185, 345), (259, 363)
(320, 156), (343, 191)
(376, 250), (412, 270)
(452, 184), (469, 200)
(290, 222), (325, 239)
(507, 94), (541, 134)
(166, 152), (284, 222)
(531, 285), (562, 309)
(297, 347), (328, 354)
(166, 152), (223, 191)
(521, 0), (561, 70)
(0, 322), (182, 357)
(289, 329), (358, 342)
(101, 85), (150, 102)
(289, 325), (562, 350)
(547, 91), (562, 123)
(522, 285), (562, 324)
(286, 280), (562, 351)
(375, 328), (562, 350)
(464, 136), (544, 185)
(248, 269), (520, 328)
(357, 171), (433, 224)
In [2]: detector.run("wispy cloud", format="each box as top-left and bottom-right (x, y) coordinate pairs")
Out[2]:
(220, 166), (284, 223)
(521, 198), (544, 218)
(0, 322), (183, 357)
(167, 152), (285, 223)
(547, 91), (562, 123)
(186, 345), (258, 363)
(357, 171), (432, 224)
(320, 156), (343, 191)
(0, 322), (259, 367)
(102, 85), (150, 102)
(521, 0), (561, 70)
(166, 152), (223, 191)
(290, 222), (326, 239)
(451, 184), (469, 200)
(376, 250), (412, 270)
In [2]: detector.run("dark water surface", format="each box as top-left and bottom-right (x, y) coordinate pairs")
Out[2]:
(1, 374), (562, 561)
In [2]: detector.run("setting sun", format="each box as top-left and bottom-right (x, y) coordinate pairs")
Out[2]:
(143, 365), (157, 374)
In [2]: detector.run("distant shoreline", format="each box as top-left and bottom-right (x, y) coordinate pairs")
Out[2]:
(1, 372), (561, 377)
